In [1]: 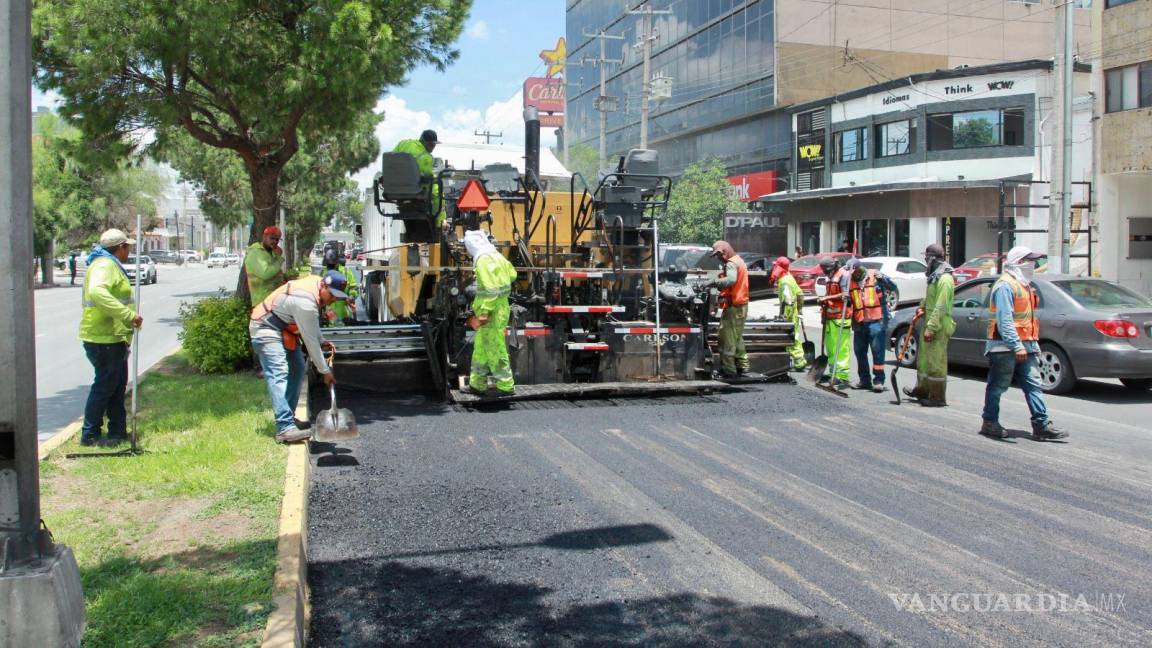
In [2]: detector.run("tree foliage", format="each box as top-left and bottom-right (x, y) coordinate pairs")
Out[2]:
(661, 158), (742, 245)
(33, 0), (471, 247)
(554, 143), (600, 190)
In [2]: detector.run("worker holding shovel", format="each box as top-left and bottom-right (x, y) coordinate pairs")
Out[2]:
(816, 256), (854, 390)
(903, 244), (956, 407)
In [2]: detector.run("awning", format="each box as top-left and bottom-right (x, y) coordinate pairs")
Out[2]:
(757, 177), (1013, 203)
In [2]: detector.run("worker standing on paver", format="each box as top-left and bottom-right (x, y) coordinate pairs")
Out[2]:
(905, 243), (956, 406)
(709, 240), (750, 378)
(816, 256), (853, 388)
(249, 271), (348, 443)
(846, 258), (896, 392)
(464, 230), (518, 395)
(394, 130), (444, 224)
(979, 246), (1068, 441)
(770, 256), (807, 372)
(321, 247), (359, 325)
(79, 229), (144, 447)
(244, 226), (286, 305)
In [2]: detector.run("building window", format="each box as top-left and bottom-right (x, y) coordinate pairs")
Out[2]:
(875, 119), (916, 158)
(836, 127), (869, 163)
(927, 108), (1025, 150)
(1106, 62), (1152, 113)
(893, 219), (910, 257)
(1106, 0), (1138, 8)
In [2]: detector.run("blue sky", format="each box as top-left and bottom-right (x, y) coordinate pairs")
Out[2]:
(32, 1), (566, 188)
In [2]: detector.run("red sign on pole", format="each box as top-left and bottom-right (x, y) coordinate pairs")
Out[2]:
(524, 77), (565, 113)
(726, 171), (779, 202)
(457, 179), (490, 212)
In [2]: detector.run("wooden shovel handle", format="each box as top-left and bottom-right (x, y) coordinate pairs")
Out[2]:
(897, 312), (923, 361)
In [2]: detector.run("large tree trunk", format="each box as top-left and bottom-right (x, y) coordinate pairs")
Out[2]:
(39, 239), (55, 285)
(236, 165), (282, 305)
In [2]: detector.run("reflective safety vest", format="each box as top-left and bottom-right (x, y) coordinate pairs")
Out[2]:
(250, 276), (323, 351)
(987, 274), (1039, 342)
(719, 255), (750, 307)
(849, 269), (884, 323)
(822, 267), (852, 320)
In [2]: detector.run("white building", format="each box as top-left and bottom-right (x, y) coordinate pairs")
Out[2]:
(760, 60), (1093, 270)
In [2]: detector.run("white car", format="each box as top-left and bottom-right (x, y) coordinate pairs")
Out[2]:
(858, 256), (929, 312)
(206, 252), (229, 268)
(226, 253), (240, 265)
(123, 255), (157, 285)
(178, 249), (202, 263)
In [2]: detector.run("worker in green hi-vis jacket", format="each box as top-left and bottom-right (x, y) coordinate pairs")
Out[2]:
(393, 129), (445, 224)
(905, 243), (956, 407)
(463, 230), (518, 395)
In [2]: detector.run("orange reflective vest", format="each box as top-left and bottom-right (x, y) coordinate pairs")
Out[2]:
(987, 274), (1039, 342)
(849, 269), (884, 323)
(719, 255), (750, 307)
(250, 276), (323, 351)
(822, 267), (852, 320)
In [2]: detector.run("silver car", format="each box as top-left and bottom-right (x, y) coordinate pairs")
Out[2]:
(888, 275), (1152, 394)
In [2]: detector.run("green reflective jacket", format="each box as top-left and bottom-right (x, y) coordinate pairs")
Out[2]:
(921, 272), (956, 336)
(394, 139), (443, 223)
(326, 264), (359, 322)
(244, 242), (284, 305)
(79, 256), (135, 344)
(776, 273), (803, 319)
(472, 252), (517, 317)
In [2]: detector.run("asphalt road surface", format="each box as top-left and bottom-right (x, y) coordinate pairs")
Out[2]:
(34, 263), (242, 443)
(306, 326), (1152, 645)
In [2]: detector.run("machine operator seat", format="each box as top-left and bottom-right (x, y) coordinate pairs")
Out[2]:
(374, 152), (437, 242)
(598, 148), (660, 228)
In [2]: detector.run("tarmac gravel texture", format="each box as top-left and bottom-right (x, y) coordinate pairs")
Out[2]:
(306, 384), (1152, 647)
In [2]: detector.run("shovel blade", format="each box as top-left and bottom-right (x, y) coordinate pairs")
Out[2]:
(802, 340), (816, 365)
(314, 409), (360, 442)
(805, 355), (828, 383)
(890, 368), (902, 405)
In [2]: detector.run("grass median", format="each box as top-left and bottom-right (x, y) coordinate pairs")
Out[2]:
(40, 352), (289, 647)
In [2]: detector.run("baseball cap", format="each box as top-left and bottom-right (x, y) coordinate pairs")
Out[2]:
(1004, 245), (1043, 265)
(924, 243), (945, 258)
(772, 256), (790, 269)
(322, 270), (350, 300)
(420, 129), (439, 144)
(263, 226), (282, 238)
(99, 228), (135, 248)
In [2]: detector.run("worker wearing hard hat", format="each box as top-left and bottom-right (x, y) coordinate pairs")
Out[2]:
(394, 130), (444, 224)
(464, 230), (518, 395)
(321, 247), (359, 325)
(770, 256), (807, 372)
(708, 240), (750, 378)
(79, 228), (144, 447)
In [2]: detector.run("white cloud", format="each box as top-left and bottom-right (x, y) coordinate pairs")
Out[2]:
(466, 19), (491, 40)
(352, 91), (560, 190)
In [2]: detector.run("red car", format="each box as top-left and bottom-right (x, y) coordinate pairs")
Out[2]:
(954, 252), (1049, 284)
(789, 252), (855, 295)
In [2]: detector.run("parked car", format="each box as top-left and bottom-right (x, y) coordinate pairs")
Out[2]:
(123, 255), (157, 285)
(954, 252), (1049, 284)
(206, 252), (230, 268)
(858, 256), (928, 312)
(887, 275), (1152, 394)
(178, 249), (202, 263)
(150, 250), (185, 265)
(789, 252), (855, 296)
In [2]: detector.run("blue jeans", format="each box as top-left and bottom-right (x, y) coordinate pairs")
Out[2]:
(82, 342), (129, 442)
(982, 351), (1049, 430)
(252, 335), (305, 433)
(852, 319), (887, 386)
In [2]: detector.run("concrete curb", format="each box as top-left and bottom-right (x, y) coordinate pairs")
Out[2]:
(37, 345), (184, 461)
(261, 388), (312, 647)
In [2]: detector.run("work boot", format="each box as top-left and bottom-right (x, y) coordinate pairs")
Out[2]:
(100, 436), (128, 447)
(902, 387), (926, 400)
(1032, 422), (1069, 441)
(294, 418), (312, 430)
(872, 384), (887, 393)
(275, 426), (312, 444)
(979, 420), (1008, 439)
(832, 381), (851, 392)
(850, 381), (873, 390)
(918, 398), (946, 407)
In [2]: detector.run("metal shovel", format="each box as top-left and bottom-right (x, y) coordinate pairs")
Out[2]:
(314, 384), (359, 442)
(891, 312), (923, 405)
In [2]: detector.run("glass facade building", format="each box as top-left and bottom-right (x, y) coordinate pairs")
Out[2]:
(566, 0), (789, 179)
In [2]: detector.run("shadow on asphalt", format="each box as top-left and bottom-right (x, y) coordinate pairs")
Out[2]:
(376, 523), (674, 560)
(308, 557), (870, 647)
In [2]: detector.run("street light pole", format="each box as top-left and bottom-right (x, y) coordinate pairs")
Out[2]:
(627, 1), (670, 150)
(1059, 0), (1075, 274)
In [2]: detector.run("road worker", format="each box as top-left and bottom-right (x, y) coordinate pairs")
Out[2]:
(244, 226), (285, 306)
(464, 230), (518, 395)
(846, 258), (897, 392)
(79, 229), (144, 446)
(321, 247), (359, 325)
(250, 271), (347, 443)
(979, 246), (1067, 441)
(816, 256), (853, 388)
(904, 243), (956, 407)
(393, 129), (444, 224)
(770, 256), (807, 372)
(709, 240), (750, 378)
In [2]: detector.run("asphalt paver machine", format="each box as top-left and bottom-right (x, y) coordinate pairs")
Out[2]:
(324, 109), (794, 402)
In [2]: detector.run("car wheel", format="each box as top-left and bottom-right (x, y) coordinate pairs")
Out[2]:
(1120, 378), (1152, 391)
(1037, 343), (1076, 394)
(886, 286), (900, 313)
(893, 326), (917, 367)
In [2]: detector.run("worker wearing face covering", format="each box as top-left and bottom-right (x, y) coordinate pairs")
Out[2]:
(464, 230), (518, 394)
(979, 246), (1067, 441)
(770, 256), (807, 371)
(707, 241), (750, 378)
(904, 243), (956, 406)
(816, 256), (853, 387)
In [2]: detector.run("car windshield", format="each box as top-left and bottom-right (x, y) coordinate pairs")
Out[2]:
(1054, 280), (1152, 309)
(663, 248), (710, 270)
(860, 261), (883, 270)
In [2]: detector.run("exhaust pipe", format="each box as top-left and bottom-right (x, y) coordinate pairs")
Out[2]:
(523, 106), (540, 190)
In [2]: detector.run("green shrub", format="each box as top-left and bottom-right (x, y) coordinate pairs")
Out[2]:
(178, 292), (252, 373)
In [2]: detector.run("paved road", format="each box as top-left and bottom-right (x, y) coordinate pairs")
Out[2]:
(306, 317), (1152, 645)
(34, 263), (241, 443)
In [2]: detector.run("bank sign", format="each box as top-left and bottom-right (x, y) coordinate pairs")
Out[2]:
(726, 170), (778, 202)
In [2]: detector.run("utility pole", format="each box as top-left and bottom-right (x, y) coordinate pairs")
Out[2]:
(1059, 0), (1075, 274)
(582, 30), (623, 172)
(473, 129), (503, 144)
(0, 0), (85, 644)
(627, 1), (671, 149)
